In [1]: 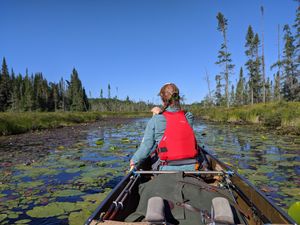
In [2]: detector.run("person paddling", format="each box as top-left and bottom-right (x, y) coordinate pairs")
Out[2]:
(130, 83), (205, 171)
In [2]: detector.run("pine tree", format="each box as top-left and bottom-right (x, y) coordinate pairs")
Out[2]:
(294, 5), (300, 72)
(23, 72), (34, 111)
(260, 6), (266, 103)
(274, 72), (281, 101)
(245, 26), (262, 104)
(68, 68), (85, 111)
(230, 84), (235, 106)
(108, 84), (111, 99)
(282, 25), (298, 100)
(100, 89), (103, 98)
(216, 12), (234, 108)
(235, 67), (245, 105)
(265, 77), (272, 102)
(214, 74), (223, 106)
(58, 78), (67, 111)
(0, 57), (11, 111)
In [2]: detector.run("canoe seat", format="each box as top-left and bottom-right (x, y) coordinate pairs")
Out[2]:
(145, 197), (166, 224)
(211, 197), (234, 224)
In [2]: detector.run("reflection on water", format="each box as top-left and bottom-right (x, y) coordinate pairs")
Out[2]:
(0, 118), (299, 225)
(194, 121), (300, 209)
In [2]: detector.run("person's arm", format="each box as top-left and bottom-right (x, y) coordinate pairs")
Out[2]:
(130, 117), (156, 168)
(185, 111), (194, 127)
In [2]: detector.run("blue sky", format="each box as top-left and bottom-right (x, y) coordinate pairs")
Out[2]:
(0, 0), (298, 103)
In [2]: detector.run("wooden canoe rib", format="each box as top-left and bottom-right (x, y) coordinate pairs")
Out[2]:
(84, 148), (295, 225)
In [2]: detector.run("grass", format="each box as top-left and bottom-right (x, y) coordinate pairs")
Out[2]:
(0, 111), (151, 136)
(190, 101), (300, 134)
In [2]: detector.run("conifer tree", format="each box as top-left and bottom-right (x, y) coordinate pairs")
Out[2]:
(265, 77), (272, 102)
(23, 72), (34, 111)
(100, 89), (103, 98)
(230, 84), (235, 106)
(108, 84), (111, 99)
(214, 74), (223, 106)
(235, 67), (245, 105)
(260, 6), (266, 103)
(68, 68), (85, 111)
(216, 12), (234, 108)
(0, 57), (11, 111)
(245, 26), (262, 104)
(294, 5), (300, 72)
(274, 72), (281, 101)
(282, 25), (298, 100)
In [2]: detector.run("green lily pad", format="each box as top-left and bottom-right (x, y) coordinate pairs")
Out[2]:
(95, 139), (104, 145)
(8, 212), (19, 219)
(26, 202), (80, 218)
(57, 145), (65, 150)
(52, 189), (83, 197)
(15, 219), (31, 224)
(0, 214), (7, 222)
(121, 138), (131, 143)
(109, 145), (118, 151)
(18, 181), (44, 189)
(288, 202), (300, 224)
(65, 168), (81, 173)
(68, 209), (91, 225)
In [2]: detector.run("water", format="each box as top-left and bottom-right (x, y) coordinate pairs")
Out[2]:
(0, 118), (299, 225)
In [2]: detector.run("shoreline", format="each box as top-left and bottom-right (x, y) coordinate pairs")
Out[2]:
(191, 102), (300, 136)
(0, 111), (151, 136)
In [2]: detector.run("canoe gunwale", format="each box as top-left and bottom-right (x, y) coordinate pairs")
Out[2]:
(201, 147), (296, 224)
(84, 171), (134, 225)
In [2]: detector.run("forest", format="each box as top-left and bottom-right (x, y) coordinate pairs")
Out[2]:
(202, 5), (299, 107)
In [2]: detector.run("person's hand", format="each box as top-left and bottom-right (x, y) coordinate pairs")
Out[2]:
(151, 107), (162, 115)
(129, 159), (135, 171)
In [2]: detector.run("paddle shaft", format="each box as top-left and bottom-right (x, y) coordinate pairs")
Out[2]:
(108, 174), (139, 220)
(102, 175), (136, 220)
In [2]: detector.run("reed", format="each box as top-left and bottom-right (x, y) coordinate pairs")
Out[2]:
(0, 111), (151, 136)
(191, 102), (300, 134)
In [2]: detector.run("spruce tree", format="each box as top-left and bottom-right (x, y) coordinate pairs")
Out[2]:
(68, 68), (84, 111)
(216, 12), (234, 108)
(235, 67), (245, 105)
(108, 84), (111, 99)
(0, 57), (11, 111)
(282, 25), (298, 100)
(274, 72), (281, 101)
(260, 6), (266, 103)
(245, 26), (262, 104)
(214, 74), (223, 106)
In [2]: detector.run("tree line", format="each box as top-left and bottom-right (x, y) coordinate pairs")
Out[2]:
(204, 4), (300, 107)
(0, 58), (89, 112)
(0, 58), (154, 112)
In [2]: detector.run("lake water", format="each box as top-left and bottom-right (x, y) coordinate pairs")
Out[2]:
(0, 118), (299, 225)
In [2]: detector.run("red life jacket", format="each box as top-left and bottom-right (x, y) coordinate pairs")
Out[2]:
(157, 110), (198, 162)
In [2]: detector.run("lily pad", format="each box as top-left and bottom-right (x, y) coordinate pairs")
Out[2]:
(0, 214), (7, 222)
(52, 189), (83, 197)
(26, 202), (80, 218)
(121, 138), (131, 143)
(15, 219), (31, 224)
(57, 146), (65, 150)
(68, 209), (91, 225)
(95, 139), (104, 145)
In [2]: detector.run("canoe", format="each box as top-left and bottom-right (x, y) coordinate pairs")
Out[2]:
(84, 147), (295, 225)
